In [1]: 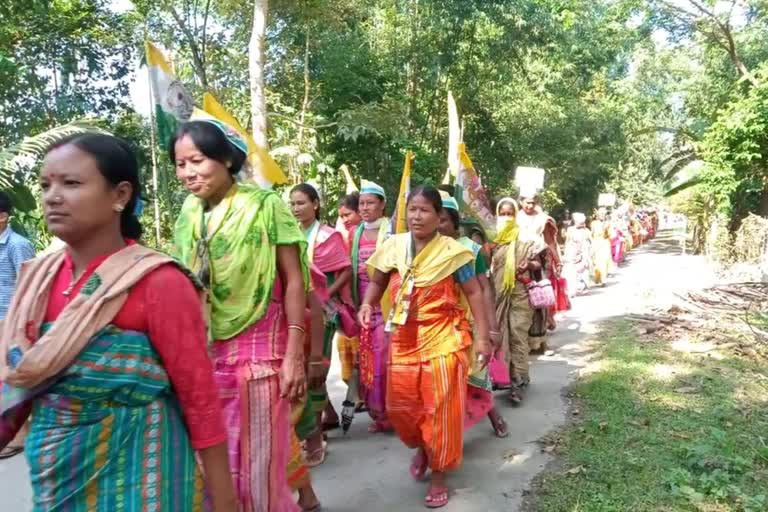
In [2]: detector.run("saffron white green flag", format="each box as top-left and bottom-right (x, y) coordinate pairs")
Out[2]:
(145, 41), (194, 148)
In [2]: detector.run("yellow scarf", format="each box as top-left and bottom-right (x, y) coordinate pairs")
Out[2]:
(367, 233), (473, 328)
(494, 217), (521, 292)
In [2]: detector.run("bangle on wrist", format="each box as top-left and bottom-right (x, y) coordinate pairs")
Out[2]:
(287, 324), (306, 335)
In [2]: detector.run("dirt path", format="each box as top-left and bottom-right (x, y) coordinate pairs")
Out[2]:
(0, 229), (713, 511)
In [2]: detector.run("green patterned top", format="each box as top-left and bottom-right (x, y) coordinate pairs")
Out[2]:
(173, 183), (308, 340)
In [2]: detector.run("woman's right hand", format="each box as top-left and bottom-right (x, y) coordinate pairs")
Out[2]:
(358, 304), (373, 329)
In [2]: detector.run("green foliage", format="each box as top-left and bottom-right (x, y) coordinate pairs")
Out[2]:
(5, 0), (768, 248)
(528, 320), (768, 512)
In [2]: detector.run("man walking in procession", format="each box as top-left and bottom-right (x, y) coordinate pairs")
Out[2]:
(0, 190), (35, 460)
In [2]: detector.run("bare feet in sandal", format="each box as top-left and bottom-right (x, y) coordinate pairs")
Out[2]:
(298, 484), (322, 512)
(0, 445), (23, 460)
(488, 408), (509, 438)
(410, 448), (428, 481)
(425, 471), (449, 508)
(367, 420), (393, 433)
(302, 436), (327, 467)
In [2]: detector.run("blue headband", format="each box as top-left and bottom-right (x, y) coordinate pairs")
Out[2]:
(360, 179), (386, 200)
(198, 119), (248, 156)
(440, 192), (459, 212)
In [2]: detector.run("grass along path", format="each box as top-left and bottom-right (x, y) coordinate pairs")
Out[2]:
(526, 320), (768, 512)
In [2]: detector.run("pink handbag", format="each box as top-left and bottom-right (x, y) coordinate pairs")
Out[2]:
(526, 278), (556, 309)
(489, 351), (510, 387)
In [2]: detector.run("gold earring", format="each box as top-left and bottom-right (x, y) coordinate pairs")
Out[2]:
(114, 204), (125, 213)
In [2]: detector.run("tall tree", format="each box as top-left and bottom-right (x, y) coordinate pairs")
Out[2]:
(250, 0), (269, 148)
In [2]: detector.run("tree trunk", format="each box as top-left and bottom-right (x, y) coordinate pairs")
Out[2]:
(165, 2), (210, 90)
(405, 0), (419, 136)
(296, 31), (311, 183)
(759, 177), (768, 217)
(249, 0), (269, 150)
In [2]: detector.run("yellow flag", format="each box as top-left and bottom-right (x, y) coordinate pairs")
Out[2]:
(395, 151), (412, 234)
(201, 93), (288, 187)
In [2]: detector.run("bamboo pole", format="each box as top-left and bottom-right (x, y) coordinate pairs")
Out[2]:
(146, 59), (162, 247)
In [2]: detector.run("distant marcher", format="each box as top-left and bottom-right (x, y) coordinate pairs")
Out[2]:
(563, 213), (592, 296)
(0, 191), (35, 321)
(0, 190), (35, 460)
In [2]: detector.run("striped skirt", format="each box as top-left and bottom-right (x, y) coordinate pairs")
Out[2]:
(212, 305), (299, 512)
(387, 350), (468, 472)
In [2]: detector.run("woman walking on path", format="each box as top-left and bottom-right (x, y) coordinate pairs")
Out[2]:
(335, 192), (362, 386)
(0, 134), (237, 511)
(538, 216), (568, 338)
(290, 184), (352, 449)
(492, 198), (540, 406)
(171, 120), (307, 512)
(351, 180), (392, 433)
(591, 208), (613, 285)
(359, 186), (492, 508)
(563, 212), (592, 296)
(437, 193), (508, 439)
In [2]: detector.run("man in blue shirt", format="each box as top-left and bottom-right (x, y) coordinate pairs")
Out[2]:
(0, 190), (35, 460)
(0, 191), (35, 320)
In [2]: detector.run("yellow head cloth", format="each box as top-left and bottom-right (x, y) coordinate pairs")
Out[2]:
(494, 216), (521, 292)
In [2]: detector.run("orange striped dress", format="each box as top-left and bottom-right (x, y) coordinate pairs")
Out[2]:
(386, 273), (472, 472)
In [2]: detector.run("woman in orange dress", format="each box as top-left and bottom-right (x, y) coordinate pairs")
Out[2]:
(359, 185), (492, 508)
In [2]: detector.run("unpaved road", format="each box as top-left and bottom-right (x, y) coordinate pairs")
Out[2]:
(0, 229), (712, 511)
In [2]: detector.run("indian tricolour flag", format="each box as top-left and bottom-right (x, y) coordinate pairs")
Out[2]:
(145, 41), (194, 148)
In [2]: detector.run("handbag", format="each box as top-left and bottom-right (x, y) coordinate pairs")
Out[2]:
(526, 278), (556, 309)
(488, 351), (510, 387)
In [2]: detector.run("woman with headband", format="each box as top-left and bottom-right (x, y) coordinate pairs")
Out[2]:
(438, 192), (508, 438)
(359, 185), (492, 508)
(351, 180), (392, 433)
(171, 119), (307, 511)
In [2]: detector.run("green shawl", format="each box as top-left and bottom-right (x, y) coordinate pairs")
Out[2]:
(173, 183), (309, 340)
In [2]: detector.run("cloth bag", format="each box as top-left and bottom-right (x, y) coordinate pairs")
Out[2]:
(526, 278), (556, 309)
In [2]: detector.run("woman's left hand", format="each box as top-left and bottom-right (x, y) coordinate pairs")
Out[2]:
(475, 338), (493, 369)
(280, 354), (306, 402)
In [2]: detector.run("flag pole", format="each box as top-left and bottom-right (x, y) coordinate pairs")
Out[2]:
(145, 40), (162, 247)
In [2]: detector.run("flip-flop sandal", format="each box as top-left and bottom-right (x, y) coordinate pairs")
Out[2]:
(0, 446), (23, 460)
(424, 486), (449, 508)
(367, 421), (392, 433)
(491, 417), (510, 438)
(354, 402), (368, 413)
(301, 503), (322, 512)
(303, 441), (327, 468)
(508, 390), (523, 406)
(409, 452), (429, 481)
